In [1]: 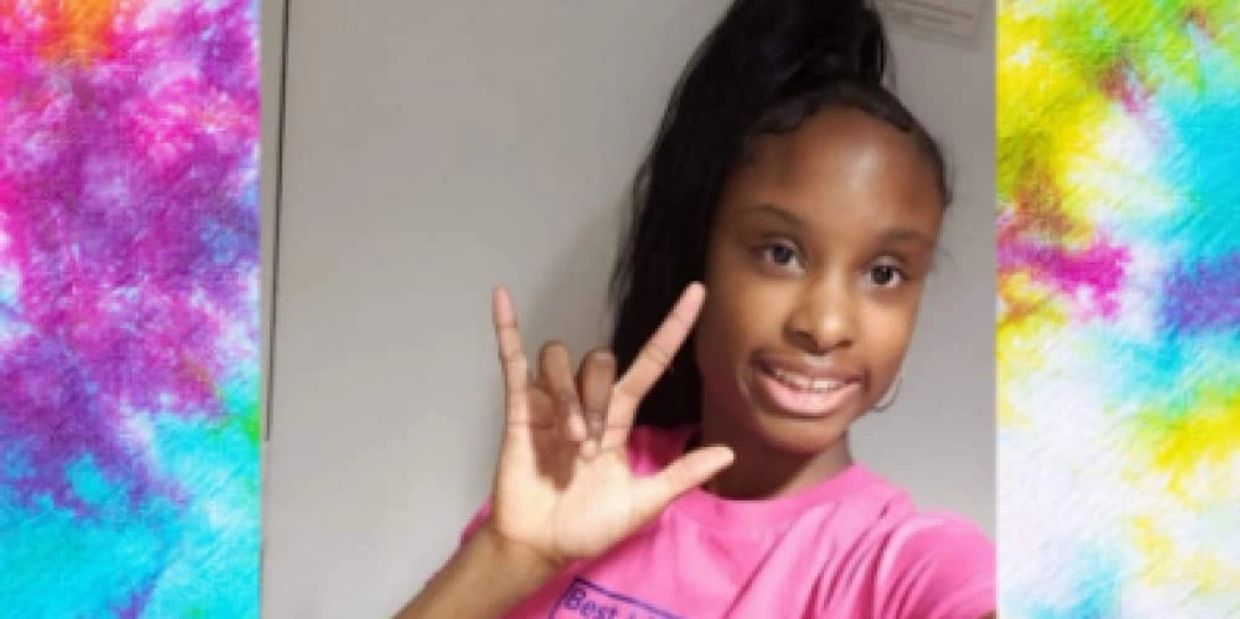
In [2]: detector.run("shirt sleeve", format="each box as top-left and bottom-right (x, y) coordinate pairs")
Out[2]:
(875, 513), (996, 619)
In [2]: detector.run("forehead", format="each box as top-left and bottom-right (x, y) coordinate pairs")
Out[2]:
(720, 105), (942, 227)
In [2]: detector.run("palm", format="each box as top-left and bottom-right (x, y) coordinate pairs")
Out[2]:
(488, 284), (732, 565)
(498, 433), (638, 559)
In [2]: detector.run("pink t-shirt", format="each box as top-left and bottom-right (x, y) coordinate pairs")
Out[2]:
(461, 425), (994, 619)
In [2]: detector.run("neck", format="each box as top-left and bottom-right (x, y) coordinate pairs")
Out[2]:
(695, 409), (854, 500)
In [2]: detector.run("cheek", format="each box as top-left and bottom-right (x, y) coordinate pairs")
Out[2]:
(862, 302), (917, 370)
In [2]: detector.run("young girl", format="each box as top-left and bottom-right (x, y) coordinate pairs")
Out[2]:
(400, 0), (994, 617)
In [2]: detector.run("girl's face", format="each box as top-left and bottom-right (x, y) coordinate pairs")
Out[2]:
(694, 105), (943, 458)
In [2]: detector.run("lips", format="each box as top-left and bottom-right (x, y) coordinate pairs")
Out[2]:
(766, 365), (846, 392)
(751, 357), (862, 418)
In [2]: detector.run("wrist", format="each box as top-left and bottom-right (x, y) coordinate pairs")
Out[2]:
(476, 522), (563, 579)
(395, 522), (562, 618)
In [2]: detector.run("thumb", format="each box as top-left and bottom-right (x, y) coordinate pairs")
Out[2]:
(632, 445), (735, 521)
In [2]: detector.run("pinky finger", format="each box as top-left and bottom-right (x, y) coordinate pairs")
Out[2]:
(492, 286), (530, 402)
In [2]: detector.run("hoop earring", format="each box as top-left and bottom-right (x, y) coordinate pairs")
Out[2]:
(872, 374), (902, 412)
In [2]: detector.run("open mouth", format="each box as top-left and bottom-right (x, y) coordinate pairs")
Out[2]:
(764, 364), (848, 393)
(753, 361), (860, 418)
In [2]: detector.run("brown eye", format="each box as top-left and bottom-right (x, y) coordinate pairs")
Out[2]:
(869, 264), (904, 287)
(760, 243), (802, 270)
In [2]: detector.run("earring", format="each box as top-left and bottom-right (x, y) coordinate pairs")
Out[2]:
(872, 374), (902, 412)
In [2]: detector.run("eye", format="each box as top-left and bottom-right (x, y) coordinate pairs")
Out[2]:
(759, 242), (803, 271)
(868, 263), (906, 288)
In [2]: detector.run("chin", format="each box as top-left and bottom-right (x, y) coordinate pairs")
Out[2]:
(746, 404), (858, 457)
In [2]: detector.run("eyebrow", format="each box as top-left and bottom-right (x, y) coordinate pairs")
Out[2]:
(741, 204), (804, 229)
(879, 228), (936, 248)
(741, 204), (936, 248)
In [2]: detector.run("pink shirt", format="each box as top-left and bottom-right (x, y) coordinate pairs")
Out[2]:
(461, 425), (994, 618)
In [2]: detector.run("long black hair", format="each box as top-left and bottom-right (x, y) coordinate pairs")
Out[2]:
(608, 0), (950, 428)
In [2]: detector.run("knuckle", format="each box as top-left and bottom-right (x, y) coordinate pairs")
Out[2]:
(586, 347), (616, 366)
(582, 393), (610, 413)
(610, 387), (636, 409)
(539, 340), (565, 358)
(666, 311), (690, 331)
(643, 342), (672, 366)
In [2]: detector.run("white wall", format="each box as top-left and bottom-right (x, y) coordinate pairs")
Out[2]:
(849, 12), (995, 539)
(261, 2), (994, 617)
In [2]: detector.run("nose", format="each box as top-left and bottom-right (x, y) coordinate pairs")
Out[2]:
(784, 276), (857, 354)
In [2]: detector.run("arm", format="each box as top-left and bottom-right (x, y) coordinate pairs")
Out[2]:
(394, 523), (557, 619)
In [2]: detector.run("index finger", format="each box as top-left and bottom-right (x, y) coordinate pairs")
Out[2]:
(492, 285), (530, 401)
(613, 282), (706, 412)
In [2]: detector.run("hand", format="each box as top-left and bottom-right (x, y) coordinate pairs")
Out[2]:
(486, 282), (734, 567)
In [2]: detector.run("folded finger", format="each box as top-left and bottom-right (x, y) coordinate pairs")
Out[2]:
(577, 348), (616, 455)
(539, 341), (587, 442)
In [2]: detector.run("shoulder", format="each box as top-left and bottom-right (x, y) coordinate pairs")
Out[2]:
(873, 510), (996, 619)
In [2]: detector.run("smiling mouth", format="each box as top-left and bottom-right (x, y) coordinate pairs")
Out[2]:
(752, 361), (860, 418)
(764, 364), (847, 393)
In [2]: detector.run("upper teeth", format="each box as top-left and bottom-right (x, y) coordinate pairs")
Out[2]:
(770, 367), (842, 392)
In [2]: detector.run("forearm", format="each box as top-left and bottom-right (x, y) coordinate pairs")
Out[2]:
(395, 525), (559, 619)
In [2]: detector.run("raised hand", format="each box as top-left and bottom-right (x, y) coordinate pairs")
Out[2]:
(486, 282), (734, 566)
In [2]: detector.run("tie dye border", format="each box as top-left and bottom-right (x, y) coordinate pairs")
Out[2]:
(998, 1), (1240, 616)
(1, 0), (261, 615)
